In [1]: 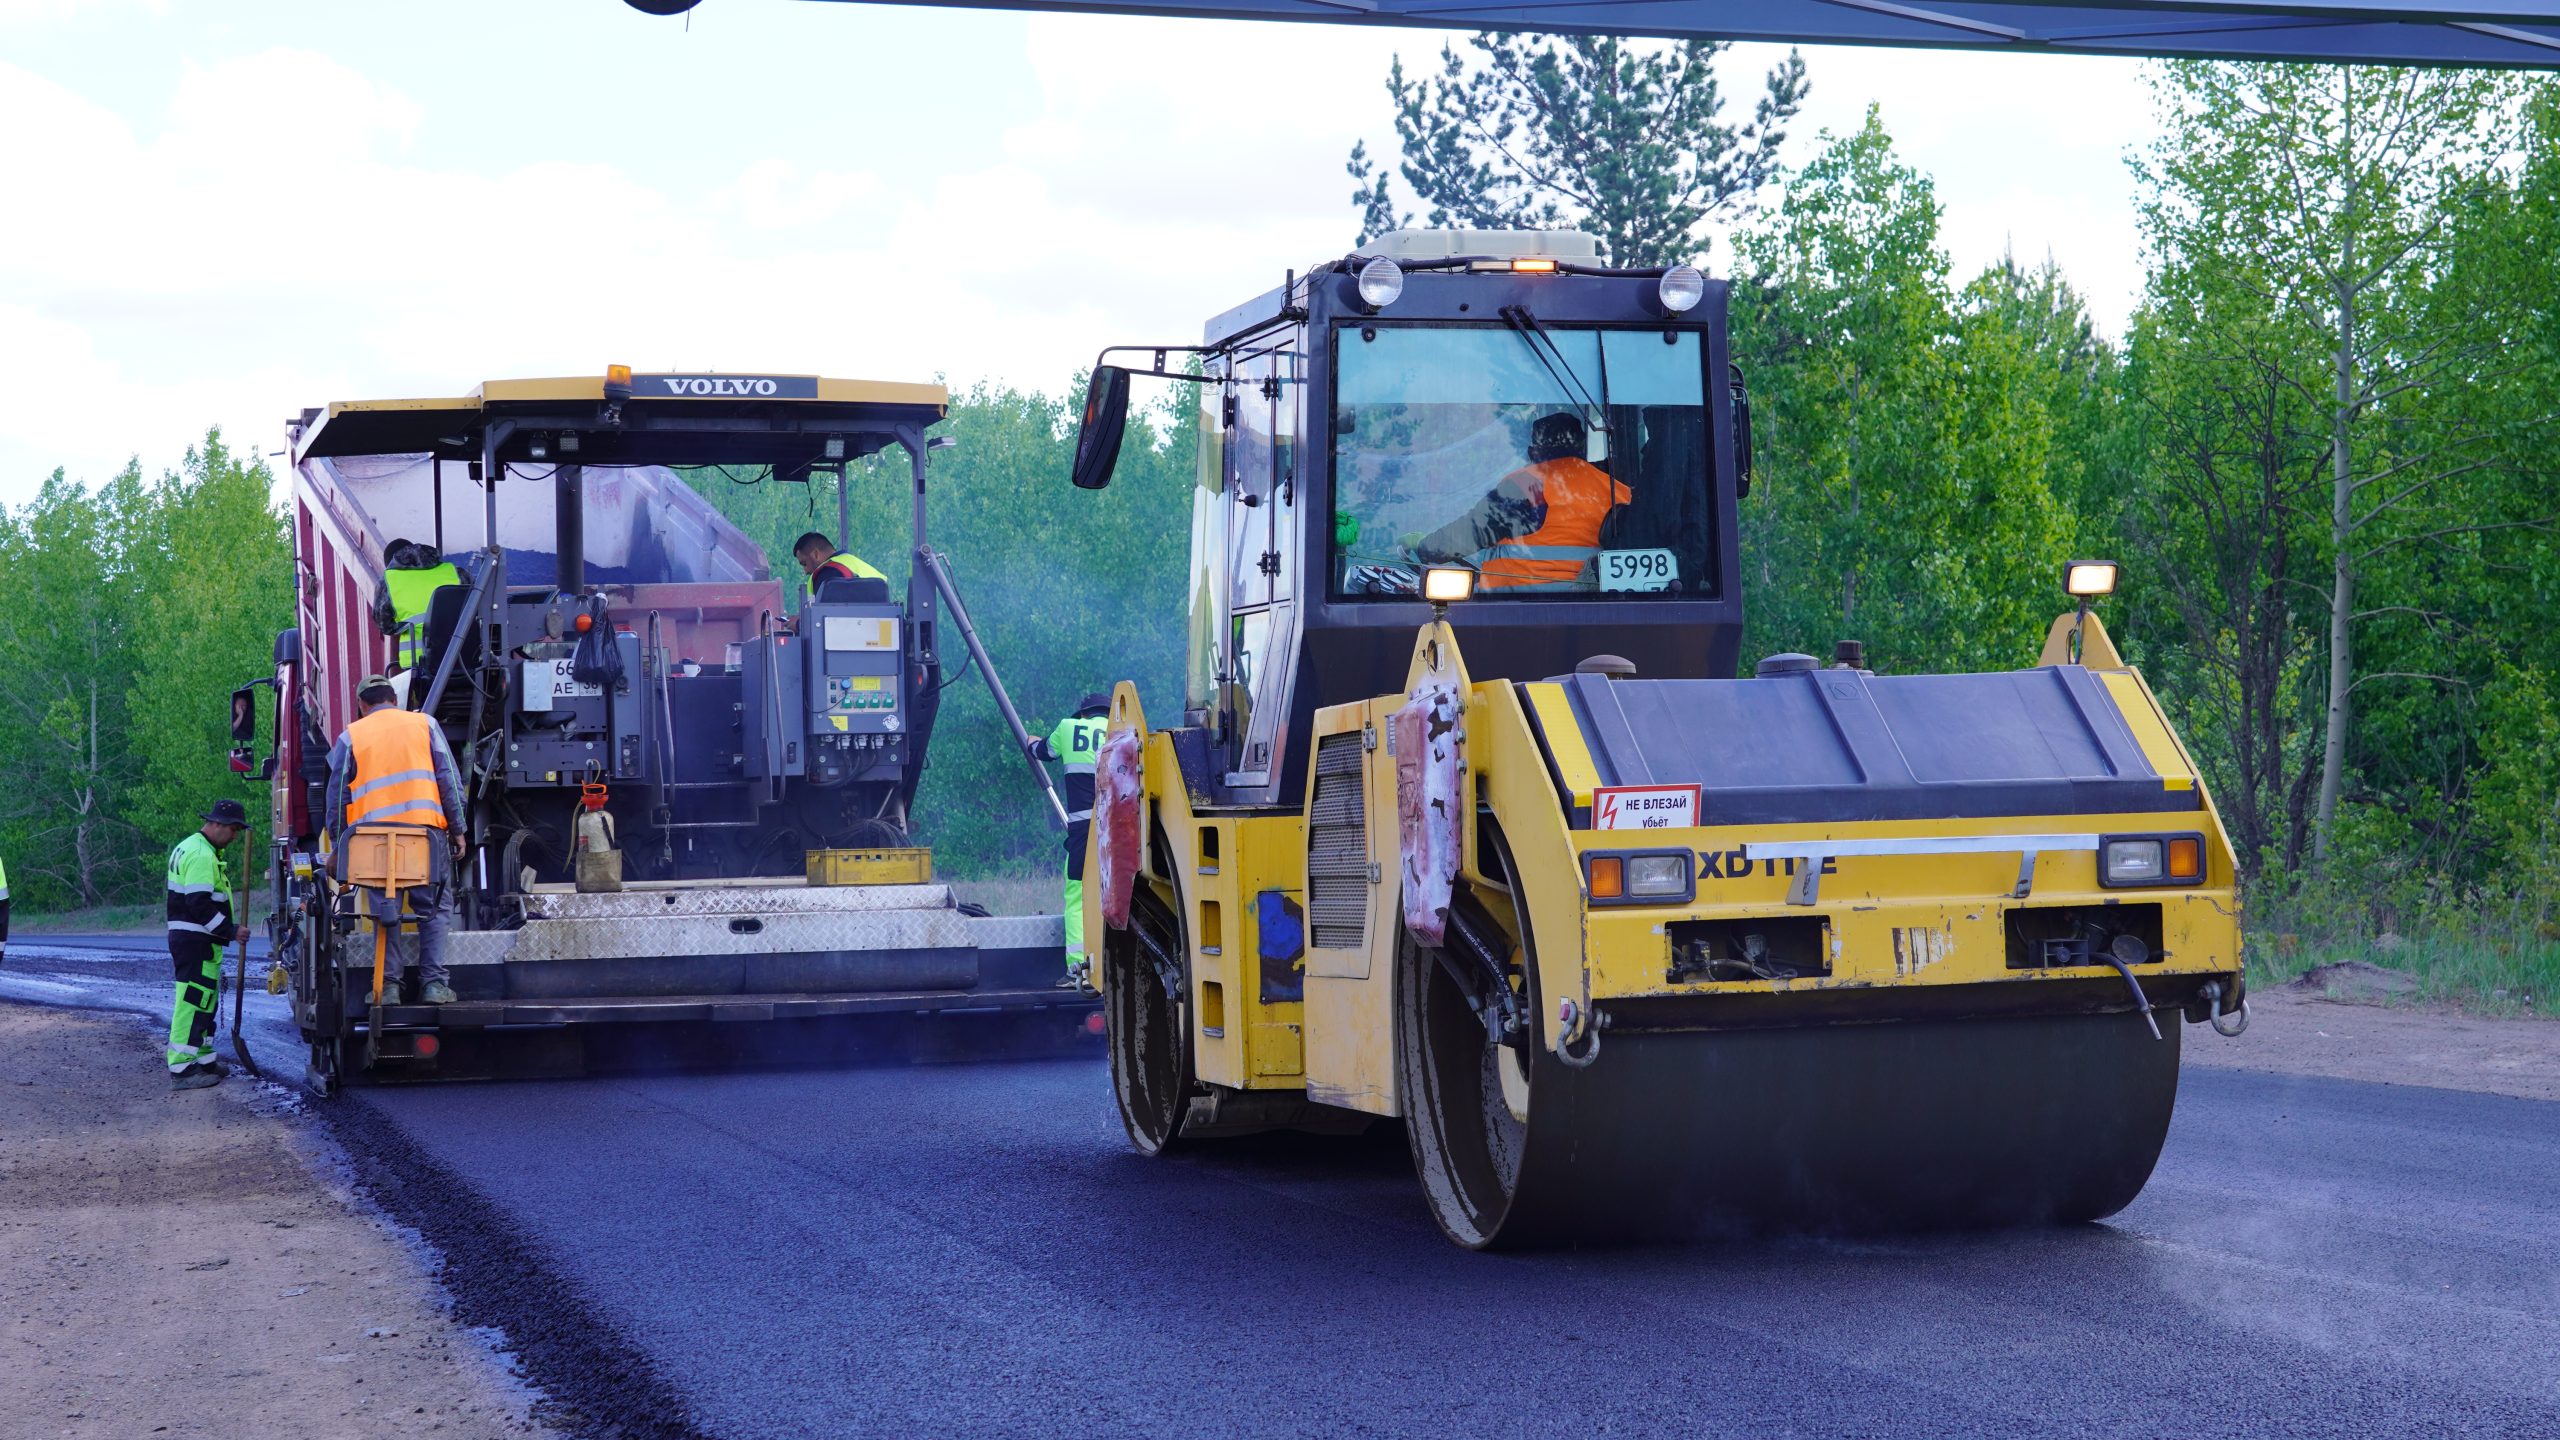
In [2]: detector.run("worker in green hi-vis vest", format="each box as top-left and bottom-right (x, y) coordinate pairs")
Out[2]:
(1033, 694), (1110, 982)
(165, 799), (247, 1090)
(373, 538), (461, 673)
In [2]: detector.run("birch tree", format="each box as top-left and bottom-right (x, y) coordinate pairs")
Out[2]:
(2135, 62), (2549, 861)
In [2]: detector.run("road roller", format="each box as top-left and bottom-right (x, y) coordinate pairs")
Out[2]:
(1063, 228), (2249, 1248)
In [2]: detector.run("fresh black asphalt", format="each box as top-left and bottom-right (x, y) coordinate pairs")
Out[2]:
(12, 938), (2557, 1438)
(344, 1044), (2560, 1439)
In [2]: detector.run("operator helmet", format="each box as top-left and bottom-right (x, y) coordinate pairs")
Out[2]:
(1528, 412), (1587, 463)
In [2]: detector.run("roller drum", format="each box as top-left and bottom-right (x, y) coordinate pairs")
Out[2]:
(1401, 929), (2182, 1248)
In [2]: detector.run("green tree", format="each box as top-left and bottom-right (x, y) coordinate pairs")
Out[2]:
(2134, 61), (2551, 862)
(121, 430), (291, 851)
(0, 465), (150, 905)
(1729, 110), (2076, 674)
(1348, 35), (1806, 265)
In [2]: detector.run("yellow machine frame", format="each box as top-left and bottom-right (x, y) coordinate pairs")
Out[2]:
(1088, 609), (2244, 1117)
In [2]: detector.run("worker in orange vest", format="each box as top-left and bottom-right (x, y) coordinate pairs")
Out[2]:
(322, 675), (467, 1005)
(1415, 412), (1630, 589)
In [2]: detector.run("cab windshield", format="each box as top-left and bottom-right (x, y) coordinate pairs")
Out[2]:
(1330, 323), (1716, 599)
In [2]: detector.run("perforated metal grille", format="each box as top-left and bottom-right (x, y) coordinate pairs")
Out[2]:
(1308, 731), (1368, 950)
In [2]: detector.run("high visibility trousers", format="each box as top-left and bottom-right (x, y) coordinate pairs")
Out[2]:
(1062, 817), (1091, 964)
(167, 937), (220, 1073)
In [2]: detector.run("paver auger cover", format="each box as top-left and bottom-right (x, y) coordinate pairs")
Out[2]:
(1064, 229), (2248, 1247)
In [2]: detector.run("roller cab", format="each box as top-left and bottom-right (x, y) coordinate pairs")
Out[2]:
(1069, 230), (2245, 1248)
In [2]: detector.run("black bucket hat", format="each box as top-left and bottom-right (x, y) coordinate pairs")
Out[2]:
(201, 798), (250, 827)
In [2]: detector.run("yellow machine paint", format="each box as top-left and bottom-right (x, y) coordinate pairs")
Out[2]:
(1067, 233), (2247, 1249)
(1088, 605), (2246, 1246)
(1098, 607), (2243, 1068)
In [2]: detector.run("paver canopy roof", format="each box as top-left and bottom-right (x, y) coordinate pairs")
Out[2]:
(799, 0), (2560, 65)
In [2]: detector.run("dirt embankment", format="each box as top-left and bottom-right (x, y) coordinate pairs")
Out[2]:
(0, 1004), (556, 1439)
(2183, 983), (2560, 1103)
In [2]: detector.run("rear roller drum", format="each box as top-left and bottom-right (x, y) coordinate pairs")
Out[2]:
(1105, 880), (1201, 1155)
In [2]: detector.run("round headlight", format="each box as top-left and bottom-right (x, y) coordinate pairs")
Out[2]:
(1658, 264), (1705, 314)
(1357, 256), (1405, 310)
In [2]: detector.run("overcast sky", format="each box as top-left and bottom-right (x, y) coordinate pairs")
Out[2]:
(0, 0), (2159, 506)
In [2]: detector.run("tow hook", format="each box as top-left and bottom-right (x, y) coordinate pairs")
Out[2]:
(2199, 979), (2252, 1038)
(2102, 935), (2162, 1041)
(1555, 998), (1602, 1068)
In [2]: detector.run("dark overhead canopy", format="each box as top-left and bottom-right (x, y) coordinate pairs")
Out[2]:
(795, 0), (2560, 66)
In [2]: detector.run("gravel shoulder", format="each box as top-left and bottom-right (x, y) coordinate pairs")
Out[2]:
(0, 1003), (557, 1440)
(2183, 984), (2560, 1102)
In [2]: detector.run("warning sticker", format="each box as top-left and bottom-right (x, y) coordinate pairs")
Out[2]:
(1592, 784), (1703, 830)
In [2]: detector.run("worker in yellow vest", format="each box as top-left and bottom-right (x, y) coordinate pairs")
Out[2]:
(1033, 693), (1110, 982)
(165, 799), (246, 1089)
(792, 531), (886, 602)
(323, 675), (466, 1005)
(374, 539), (461, 672)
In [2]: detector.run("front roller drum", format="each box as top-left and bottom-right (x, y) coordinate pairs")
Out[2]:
(1397, 924), (2183, 1249)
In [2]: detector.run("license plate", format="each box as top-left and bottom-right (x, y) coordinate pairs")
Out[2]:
(524, 658), (600, 711)
(1598, 548), (1676, 592)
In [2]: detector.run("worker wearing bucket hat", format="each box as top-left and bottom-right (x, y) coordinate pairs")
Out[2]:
(165, 799), (248, 1089)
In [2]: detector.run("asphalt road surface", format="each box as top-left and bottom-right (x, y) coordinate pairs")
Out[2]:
(10, 937), (2558, 1438)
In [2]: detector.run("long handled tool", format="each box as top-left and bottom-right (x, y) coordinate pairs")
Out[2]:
(228, 827), (261, 1079)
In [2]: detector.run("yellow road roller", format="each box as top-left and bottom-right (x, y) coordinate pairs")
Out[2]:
(1064, 229), (2248, 1248)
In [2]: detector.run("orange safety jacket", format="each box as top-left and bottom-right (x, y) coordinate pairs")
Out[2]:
(342, 708), (450, 830)
(1472, 457), (1632, 588)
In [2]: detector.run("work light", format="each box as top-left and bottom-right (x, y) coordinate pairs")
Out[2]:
(2065, 560), (2120, 597)
(1422, 567), (1475, 605)
(1357, 256), (1405, 310)
(1658, 265), (1705, 314)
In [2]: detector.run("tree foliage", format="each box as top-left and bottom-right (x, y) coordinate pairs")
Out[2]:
(2133, 62), (2552, 861)
(0, 433), (283, 909)
(1730, 111), (2077, 673)
(1348, 35), (1806, 265)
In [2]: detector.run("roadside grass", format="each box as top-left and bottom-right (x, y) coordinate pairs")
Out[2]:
(2245, 899), (2558, 1019)
(15, 903), (165, 935)
(17, 898), (274, 937)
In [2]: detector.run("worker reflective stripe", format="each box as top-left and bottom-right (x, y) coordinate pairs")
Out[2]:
(1066, 809), (1093, 823)
(164, 881), (224, 895)
(358, 801), (447, 826)
(350, 768), (436, 801)
(1479, 543), (1598, 562)
(166, 919), (222, 934)
(342, 709), (449, 831)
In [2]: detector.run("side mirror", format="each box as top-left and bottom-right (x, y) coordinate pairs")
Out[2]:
(228, 746), (256, 775)
(1729, 368), (1755, 500)
(228, 686), (258, 744)
(273, 628), (302, 666)
(1069, 366), (1132, 491)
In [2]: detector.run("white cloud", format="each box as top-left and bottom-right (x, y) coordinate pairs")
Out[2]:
(0, 16), (2161, 504)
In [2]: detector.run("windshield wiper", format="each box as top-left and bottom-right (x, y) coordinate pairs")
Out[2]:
(1498, 304), (1607, 435)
